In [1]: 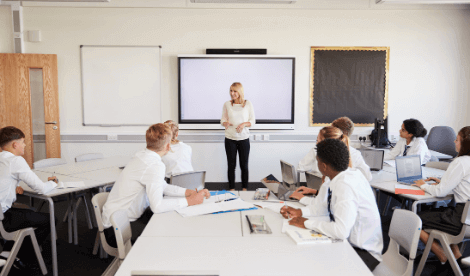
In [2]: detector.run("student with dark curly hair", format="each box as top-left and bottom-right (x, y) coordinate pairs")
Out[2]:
(281, 139), (383, 271)
(413, 126), (470, 269)
(385, 118), (431, 164)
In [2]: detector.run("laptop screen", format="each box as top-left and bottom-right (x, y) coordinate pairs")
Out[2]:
(395, 155), (422, 182)
(360, 150), (384, 171)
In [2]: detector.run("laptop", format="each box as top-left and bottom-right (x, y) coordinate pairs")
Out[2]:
(261, 174), (296, 201)
(360, 149), (385, 171)
(395, 155), (423, 184)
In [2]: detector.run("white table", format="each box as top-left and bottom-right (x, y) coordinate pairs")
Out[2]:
(363, 145), (453, 160)
(34, 156), (131, 175)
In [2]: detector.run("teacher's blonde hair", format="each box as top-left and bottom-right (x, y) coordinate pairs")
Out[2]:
(230, 82), (246, 107)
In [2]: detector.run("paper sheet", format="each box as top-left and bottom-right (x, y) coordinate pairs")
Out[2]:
(253, 201), (298, 213)
(56, 181), (86, 189)
(384, 160), (396, 167)
(176, 198), (254, 218)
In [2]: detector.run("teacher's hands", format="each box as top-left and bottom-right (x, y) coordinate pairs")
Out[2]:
(223, 122), (233, 130)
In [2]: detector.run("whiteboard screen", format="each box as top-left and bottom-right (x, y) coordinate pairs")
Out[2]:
(81, 46), (161, 126)
(178, 56), (295, 125)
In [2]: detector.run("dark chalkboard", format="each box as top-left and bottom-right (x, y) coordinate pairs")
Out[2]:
(309, 47), (389, 126)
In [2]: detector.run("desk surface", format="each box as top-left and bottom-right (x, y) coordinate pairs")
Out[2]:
(34, 156), (131, 175)
(364, 145), (453, 159)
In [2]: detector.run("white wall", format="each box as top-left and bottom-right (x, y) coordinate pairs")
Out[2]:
(0, 6), (13, 53)
(1, 1), (470, 181)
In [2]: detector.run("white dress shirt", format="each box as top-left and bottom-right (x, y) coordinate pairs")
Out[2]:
(298, 146), (372, 181)
(303, 168), (384, 261)
(102, 149), (188, 228)
(220, 100), (256, 141)
(162, 142), (194, 178)
(0, 151), (57, 213)
(384, 137), (431, 165)
(420, 156), (470, 203)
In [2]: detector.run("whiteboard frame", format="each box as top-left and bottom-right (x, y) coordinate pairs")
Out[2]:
(80, 45), (162, 127)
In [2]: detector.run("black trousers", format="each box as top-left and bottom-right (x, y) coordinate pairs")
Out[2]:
(103, 207), (153, 248)
(224, 138), (250, 190)
(2, 207), (54, 261)
(353, 246), (380, 271)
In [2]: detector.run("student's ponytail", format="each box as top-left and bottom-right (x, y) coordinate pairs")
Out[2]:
(403, 119), (427, 138)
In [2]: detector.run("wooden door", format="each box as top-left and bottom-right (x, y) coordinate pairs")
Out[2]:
(0, 54), (61, 167)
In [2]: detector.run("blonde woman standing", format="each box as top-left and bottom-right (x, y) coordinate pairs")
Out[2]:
(161, 120), (194, 181)
(221, 82), (256, 190)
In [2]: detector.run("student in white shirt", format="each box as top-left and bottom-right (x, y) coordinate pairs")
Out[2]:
(384, 118), (432, 165)
(281, 139), (383, 271)
(0, 126), (57, 267)
(221, 82), (256, 190)
(413, 126), (470, 269)
(102, 123), (210, 246)
(162, 120), (194, 181)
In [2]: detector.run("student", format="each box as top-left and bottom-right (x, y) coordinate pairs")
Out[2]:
(281, 139), (383, 271)
(102, 123), (210, 245)
(412, 126), (470, 268)
(384, 118), (431, 165)
(298, 125), (372, 182)
(0, 126), (57, 267)
(162, 120), (194, 181)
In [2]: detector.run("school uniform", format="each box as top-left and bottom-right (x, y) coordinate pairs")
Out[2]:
(298, 146), (373, 181)
(417, 156), (470, 235)
(0, 151), (57, 258)
(302, 168), (383, 269)
(384, 137), (432, 165)
(162, 142), (194, 179)
(102, 149), (188, 245)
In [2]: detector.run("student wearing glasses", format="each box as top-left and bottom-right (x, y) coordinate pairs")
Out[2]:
(384, 118), (431, 165)
(281, 139), (383, 271)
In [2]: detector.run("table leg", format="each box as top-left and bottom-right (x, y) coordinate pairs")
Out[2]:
(412, 201), (419, 213)
(74, 194), (79, 245)
(68, 195), (74, 244)
(47, 198), (58, 276)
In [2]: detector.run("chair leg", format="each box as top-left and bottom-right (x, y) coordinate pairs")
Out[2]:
(68, 196), (74, 244)
(73, 196), (79, 245)
(415, 232), (435, 276)
(382, 195), (392, 216)
(0, 233), (25, 276)
(93, 231), (100, 255)
(29, 230), (48, 275)
(441, 240), (463, 276)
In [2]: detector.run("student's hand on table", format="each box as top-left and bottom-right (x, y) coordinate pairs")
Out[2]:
(294, 187), (317, 195)
(185, 189), (196, 197)
(288, 217), (308, 229)
(280, 206), (302, 219)
(198, 189), (210, 199)
(186, 191), (206, 206)
(426, 177), (441, 184)
(16, 186), (23, 195)
(289, 192), (304, 200)
(48, 176), (58, 183)
(223, 122), (233, 130)
(412, 180), (425, 188)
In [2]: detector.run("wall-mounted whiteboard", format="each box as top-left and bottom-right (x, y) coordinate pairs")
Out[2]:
(178, 55), (295, 130)
(80, 45), (162, 126)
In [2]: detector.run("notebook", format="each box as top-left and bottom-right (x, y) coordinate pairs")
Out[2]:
(286, 228), (331, 245)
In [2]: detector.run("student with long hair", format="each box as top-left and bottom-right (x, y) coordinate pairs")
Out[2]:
(221, 82), (256, 190)
(385, 118), (431, 164)
(413, 126), (470, 268)
(162, 120), (193, 181)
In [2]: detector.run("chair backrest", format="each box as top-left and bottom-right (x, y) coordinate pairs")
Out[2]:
(33, 158), (67, 169)
(75, 153), (104, 163)
(91, 192), (118, 257)
(170, 171), (206, 190)
(389, 209), (422, 259)
(305, 172), (322, 191)
(425, 161), (450, 171)
(461, 200), (470, 225)
(426, 126), (458, 157)
(110, 209), (132, 261)
(280, 160), (298, 190)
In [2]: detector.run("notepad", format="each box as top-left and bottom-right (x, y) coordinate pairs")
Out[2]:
(394, 184), (425, 195)
(286, 228), (331, 245)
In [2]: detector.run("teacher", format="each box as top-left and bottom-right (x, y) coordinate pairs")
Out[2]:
(221, 82), (256, 191)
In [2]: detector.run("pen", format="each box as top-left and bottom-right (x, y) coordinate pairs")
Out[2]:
(246, 215), (254, 233)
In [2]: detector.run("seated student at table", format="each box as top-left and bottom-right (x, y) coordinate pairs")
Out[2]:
(162, 120), (194, 182)
(384, 118), (431, 165)
(282, 139), (383, 271)
(413, 126), (470, 268)
(0, 126), (57, 266)
(102, 123), (210, 245)
(331, 116), (372, 181)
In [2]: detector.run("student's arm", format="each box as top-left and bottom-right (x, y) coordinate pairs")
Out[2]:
(299, 183), (329, 217)
(143, 166), (188, 213)
(384, 139), (402, 160)
(353, 152), (372, 181)
(417, 160), (464, 197)
(304, 185), (357, 240)
(298, 147), (318, 172)
(13, 157), (56, 194)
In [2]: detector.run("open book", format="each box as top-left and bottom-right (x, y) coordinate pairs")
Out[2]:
(286, 228), (332, 245)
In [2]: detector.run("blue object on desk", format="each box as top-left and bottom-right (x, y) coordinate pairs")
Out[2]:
(210, 190), (258, 214)
(210, 190), (236, 196)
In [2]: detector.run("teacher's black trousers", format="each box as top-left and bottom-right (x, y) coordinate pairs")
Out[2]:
(225, 138), (250, 190)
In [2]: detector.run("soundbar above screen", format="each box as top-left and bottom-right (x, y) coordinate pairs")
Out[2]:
(178, 55), (295, 129)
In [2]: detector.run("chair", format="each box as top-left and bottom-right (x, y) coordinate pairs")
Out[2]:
(415, 200), (470, 276)
(305, 171), (322, 191)
(91, 193), (118, 261)
(0, 203), (47, 276)
(280, 160), (300, 199)
(426, 126), (458, 158)
(108, 209), (133, 274)
(170, 171), (206, 190)
(33, 158), (66, 169)
(425, 161), (450, 171)
(75, 153), (104, 163)
(373, 209), (422, 276)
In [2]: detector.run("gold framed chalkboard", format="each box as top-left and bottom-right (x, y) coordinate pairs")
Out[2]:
(309, 46), (390, 127)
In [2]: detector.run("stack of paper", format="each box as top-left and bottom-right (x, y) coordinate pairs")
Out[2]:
(176, 198), (255, 218)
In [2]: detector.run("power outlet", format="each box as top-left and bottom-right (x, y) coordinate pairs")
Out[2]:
(254, 134), (262, 141)
(107, 134), (118, 141)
